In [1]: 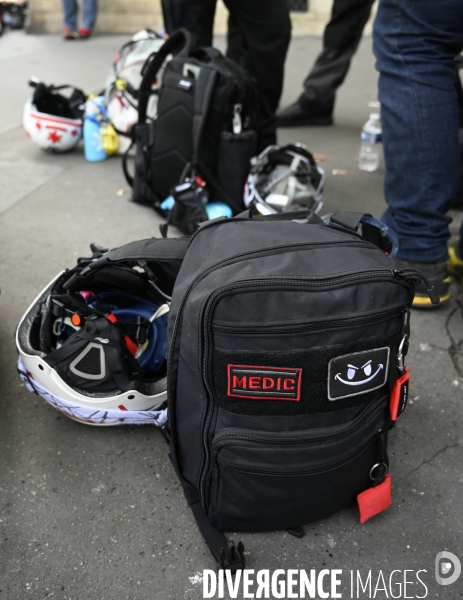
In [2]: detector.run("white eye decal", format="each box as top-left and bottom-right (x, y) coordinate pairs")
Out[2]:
(362, 360), (372, 376)
(334, 361), (384, 387)
(347, 364), (358, 380)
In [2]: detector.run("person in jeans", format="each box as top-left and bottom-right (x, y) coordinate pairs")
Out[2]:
(373, 0), (463, 307)
(161, 0), (291, 152)
(62, 0), (98, 39)
(277, 0), (375, 127)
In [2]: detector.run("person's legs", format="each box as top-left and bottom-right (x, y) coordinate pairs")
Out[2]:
(373, 0), (463, 266)
(62, 0), (78, 31)
(80, 0), (98, 34)
(277, 0), (373, 126)
(303, 0), (374, 107)
(161, 0), (216, 47)
(224, 0), (291, 150)
(226, 13), (246, 66)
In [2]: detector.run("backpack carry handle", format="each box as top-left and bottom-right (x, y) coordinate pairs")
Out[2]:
(235, 208), (324, 223)
(138, 28), (194, 123)
(192, 46), (224, 63)
(231, 209), (397, 255)
(192, 67), (217, 166)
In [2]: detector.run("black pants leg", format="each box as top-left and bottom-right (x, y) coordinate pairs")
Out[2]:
(302, 0), (374, 107)
(161, 0), (216, 47)
(224, 0), (292, 151)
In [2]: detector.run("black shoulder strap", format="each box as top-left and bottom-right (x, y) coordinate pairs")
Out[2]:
(181, 476), (245, 572)
(164, 432), (245, 572)
(95, 237), (189, 263)
(122, 140), (135, 187)
(192, 67), (217, 166)
(63, 238), (189, 290)
(138, 29), (193, 123)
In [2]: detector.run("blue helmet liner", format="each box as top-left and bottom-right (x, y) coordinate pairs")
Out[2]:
(87, 292), (168, 374)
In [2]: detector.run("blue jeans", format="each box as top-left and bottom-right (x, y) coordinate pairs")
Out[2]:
(62, 0), (98, 31)
(373, 0), (463, 263)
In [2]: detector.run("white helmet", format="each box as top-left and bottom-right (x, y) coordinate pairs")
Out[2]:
(23, 79), (85, 152)
(16, 239), (187, 426)
(105, 30), (166, 154)
(244, 144), (325, 215)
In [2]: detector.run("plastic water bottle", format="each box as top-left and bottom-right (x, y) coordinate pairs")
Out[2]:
(358, 113), (382, 172)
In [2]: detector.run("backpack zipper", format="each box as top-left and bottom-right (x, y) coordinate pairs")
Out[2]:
(217, 433), (377, 476)
(392, 268), (439, 304)
(212, 394), (386, 448)
(211, 307), (401, 335)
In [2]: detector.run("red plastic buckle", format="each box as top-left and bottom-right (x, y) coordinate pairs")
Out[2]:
(389, 367), (410, 421)
(358, 474), (392, 524)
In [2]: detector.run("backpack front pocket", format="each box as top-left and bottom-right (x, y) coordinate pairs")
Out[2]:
(210, 398), (389, 532)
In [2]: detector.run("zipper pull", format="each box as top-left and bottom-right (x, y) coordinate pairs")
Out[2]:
(397, 335), (407, 375)
(397, 307), (410, 375)
(392, 269), (439, 305)
(417, 271), (439, 304)
(233, 103), (242, 134)
(400, 306), (410, 339)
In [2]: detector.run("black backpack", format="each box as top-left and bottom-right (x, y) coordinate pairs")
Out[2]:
(166, 211), (437, 571)
(124, 29), (257, 216)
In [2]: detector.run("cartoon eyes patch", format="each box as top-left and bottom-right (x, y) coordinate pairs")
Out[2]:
(328, 348), (390, 400)
(335, 359), (384, 387)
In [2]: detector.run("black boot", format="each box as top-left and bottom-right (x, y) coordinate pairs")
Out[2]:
(276, 95), (334, 127)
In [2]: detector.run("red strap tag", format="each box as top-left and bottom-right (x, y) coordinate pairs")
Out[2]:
(358, 474), (392, 524)
(389, 367), (410, 421)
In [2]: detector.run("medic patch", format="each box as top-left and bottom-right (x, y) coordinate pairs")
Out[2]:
(227, 365), (302, 401)
(328, 347), (390, 401)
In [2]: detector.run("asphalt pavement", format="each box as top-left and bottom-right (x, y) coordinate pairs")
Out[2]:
(0, 31), (462, 600)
